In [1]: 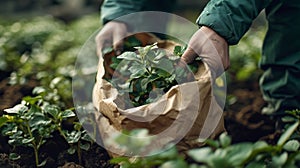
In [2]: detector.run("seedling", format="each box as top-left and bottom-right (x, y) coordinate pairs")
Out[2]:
(0, 86), (91, 167)
(108, 43), (199, 107)
(1, 102), (54, 167)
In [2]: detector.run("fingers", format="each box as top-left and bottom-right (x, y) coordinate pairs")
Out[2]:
(180, 27), (230, 77)
(181, 47), (199, 64)
(95, 33), (111, 57)
(95, 21), (127, 57)
(112, 27), (125, 55)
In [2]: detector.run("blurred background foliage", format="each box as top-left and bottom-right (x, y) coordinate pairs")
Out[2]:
(0, 0), (267, 106)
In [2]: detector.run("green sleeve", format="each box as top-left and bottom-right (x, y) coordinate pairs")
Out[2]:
(101, 0), (175, 25)
(197, 0), (271, 45)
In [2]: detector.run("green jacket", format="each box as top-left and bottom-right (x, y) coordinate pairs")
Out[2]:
(101, 0), (300, 65)
(101, 0), (175, 24)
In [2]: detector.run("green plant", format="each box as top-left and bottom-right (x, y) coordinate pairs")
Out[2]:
(109, 43), (198, 107)
(0, 86), (94, 167)
(0, 15), (100, 108)
(64, 122), (94, 165)
(188, 119), (300, 168)
(109, 129), (187, 168)
(110, 118), (300, 168)
(0, 102), (55, 167)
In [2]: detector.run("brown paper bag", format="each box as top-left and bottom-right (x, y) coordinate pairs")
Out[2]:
(92, 33), (225, 157)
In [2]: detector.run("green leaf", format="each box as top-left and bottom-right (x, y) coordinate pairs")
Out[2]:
(160, 160), (188, 168)
(188, 164), (203, 168)
(79, 142), (90, 151)
(9, 153), (21, 160)
(67, 147), (76, 155)
(245, 161), (266, 168)
(66, 131), (81, 144)
(5, 126), (18, 136)
(146, 50), (157, 62)
(44, 105), (60, 119)
(174, 66), (186, 79)
(29, 113), (51, 127)
(135, 43), (157, 58)
(141, 77), (154, 91)
(173, 46), (183, 56)
(22, 137), (34, 144)
(128, 63), (147, 78)
(81, 133), (93, 142)
(219, 132), (231, 148)
(151, 145), (178, 159)
(283, 140), (300, 152)
(157, 58), (174, 73)
(23, 96), (43, 105)
(110, 157), (130, 164)
(0, 117), (9, 127)
(124, 36), (142, 48)
(188, 147), (213, 162)
(173, 45), (186, 56)
(32, 86), (46, 95)
(204, 139), (220, 148)
(74, 122), (82, 131)
(61, 110), (75, 118)
(37, 159), (47, 167)
(277, 121), (299, 146)
(115, 60), (130, 74)
(281, 116), (297, 123)
(110, 56), (121, 69)
(271, 152), (288, 166)
(209, 158), (233, 168)
(154, 50), (166, 61)
(225, 143), (253, 166)
(4, 104), (28, 114)
(156, 69), (171, 78)
(252, 141), (269, 150)
(117, 52), (139, 62)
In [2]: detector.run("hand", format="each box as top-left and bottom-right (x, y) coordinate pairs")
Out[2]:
(95, 21), (127, 57)
(181, 26), (230, 77)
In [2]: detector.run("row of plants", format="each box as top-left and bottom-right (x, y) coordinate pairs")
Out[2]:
(110, 110), (300, 168)
(0, 14), (103, 167)
(0, 88), (94, 167)
(0, 14), (100, 108)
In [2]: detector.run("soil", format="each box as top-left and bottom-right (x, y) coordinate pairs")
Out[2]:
(0, 71), (278, 167)
(225, 82), (278, 144)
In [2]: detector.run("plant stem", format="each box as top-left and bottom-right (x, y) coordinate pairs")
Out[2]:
(77, 142), (82, 165)
(26, 124), (40, 166)
(33, 146), (40, 167)
(58, 127), (67, 140)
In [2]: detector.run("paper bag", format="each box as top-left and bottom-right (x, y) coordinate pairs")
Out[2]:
(92, 33), (225, 156)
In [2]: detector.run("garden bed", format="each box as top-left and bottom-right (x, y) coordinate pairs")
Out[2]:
(0, 71), (278, 167)
(0, 15), (297, 168)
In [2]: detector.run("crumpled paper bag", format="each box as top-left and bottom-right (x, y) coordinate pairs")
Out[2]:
(92, 33), (225, 156)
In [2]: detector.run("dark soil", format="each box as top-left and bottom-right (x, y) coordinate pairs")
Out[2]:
(0, 78), (38, 115)
(0, 72), (278, 167)
(225, 82), (278, 144)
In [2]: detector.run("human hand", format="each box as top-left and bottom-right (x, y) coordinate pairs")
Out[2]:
(95, 21), (127, 57)
(181, 26), (229, 77)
